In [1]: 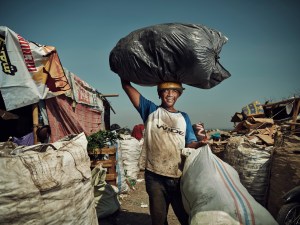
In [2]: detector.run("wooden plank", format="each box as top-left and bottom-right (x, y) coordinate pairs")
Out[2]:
(262, 97), (300, 108)
(251, 117), (274, 124)
(0, 109), (19, 120)
(286, 122), (300, 125)
(91, 147), (116, 155)
(256, 134), (274, 145)
(99, 94), (119, 97)
(244, 120), (264, 130)
(90, 160), (115, 168)
(105, 173), (117, 181)
(32, 104), (39, 144)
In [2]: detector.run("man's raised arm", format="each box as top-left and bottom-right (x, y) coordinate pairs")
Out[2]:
(121, 79), (140, 109)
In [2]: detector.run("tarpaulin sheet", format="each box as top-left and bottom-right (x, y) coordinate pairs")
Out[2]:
(0, 26), (71, 111)
(45, 95), (102, 142)
(64, 68), (104, 110)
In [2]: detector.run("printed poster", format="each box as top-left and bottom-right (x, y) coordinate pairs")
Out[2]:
(0, 26), (71, 111)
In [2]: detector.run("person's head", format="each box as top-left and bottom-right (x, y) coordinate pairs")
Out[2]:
(110, 123), (121, 131)
(157, 82), (185, 109)
(36, 125), (51, 143)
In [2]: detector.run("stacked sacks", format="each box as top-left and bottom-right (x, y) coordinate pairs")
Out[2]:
(110, 23), (230, 89)
(0, 133), (98, 225)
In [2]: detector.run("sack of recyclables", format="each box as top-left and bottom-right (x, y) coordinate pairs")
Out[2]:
(0, 133), (98, 225)
(181, 145), (278, 225)
(110, 23), (231, 89)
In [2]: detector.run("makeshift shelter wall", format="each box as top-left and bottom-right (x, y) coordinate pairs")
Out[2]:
(0, 26), (110, 143)
(45, 95), (102, 142)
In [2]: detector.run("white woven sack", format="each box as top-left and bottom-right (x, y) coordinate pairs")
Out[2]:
(0, 133), (98, 225)
(181, 145), (278, 225)
(223, 136), (273, 206)
(190, 211), (239, 225)
(115, 140), (130, 193)
(118, 135), (142, 180)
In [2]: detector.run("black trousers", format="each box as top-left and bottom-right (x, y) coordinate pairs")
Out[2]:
(145, 170), (189, 225)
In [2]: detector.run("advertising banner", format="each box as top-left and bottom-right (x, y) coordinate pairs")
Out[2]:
(0, 26), (71, 111)
(64, 68), (104, 111)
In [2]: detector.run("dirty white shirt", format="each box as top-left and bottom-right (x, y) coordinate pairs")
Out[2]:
(137, 95), (197, 178)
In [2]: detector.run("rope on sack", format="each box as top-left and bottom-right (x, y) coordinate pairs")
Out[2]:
(19, 151), (62, 191)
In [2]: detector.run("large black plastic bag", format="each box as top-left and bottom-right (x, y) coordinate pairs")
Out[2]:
(109, 23), (231, 89)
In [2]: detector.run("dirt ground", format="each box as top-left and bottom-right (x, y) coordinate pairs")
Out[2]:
(99, 171), (181, 225)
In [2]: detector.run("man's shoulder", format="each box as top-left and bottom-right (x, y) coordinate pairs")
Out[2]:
(179, 110), (189, 117)
(139, 95), (159, 119)
(140, 95), (158, 108)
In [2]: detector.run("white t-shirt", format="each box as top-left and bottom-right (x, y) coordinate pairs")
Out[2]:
(138, 95), (197, 178)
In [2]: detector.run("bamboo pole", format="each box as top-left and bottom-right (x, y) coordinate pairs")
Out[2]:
(32, 103), (39, 144)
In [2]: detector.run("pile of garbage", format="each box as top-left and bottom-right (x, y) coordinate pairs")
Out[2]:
(208, 99), (300, 219)
(231, 99), (299, 144)
(207, 98), (300, 156)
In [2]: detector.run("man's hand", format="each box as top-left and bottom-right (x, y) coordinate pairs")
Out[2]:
(193, 122), (207, 141)
(186, 139), (208, 149)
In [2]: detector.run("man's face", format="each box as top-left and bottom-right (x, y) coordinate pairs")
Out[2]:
(160, 89), (180, 108)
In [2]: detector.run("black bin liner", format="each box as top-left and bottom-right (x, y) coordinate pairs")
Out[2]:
(109, 23), (231, 89)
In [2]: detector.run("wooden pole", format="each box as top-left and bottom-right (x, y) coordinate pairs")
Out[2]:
(99, 94), (119, 97)
(262, 97), (300, 108)
(32, 103), (39, 144)
(291, 99), (300, 133)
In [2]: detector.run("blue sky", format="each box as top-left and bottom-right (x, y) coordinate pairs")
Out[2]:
(1, 0), (299, 130)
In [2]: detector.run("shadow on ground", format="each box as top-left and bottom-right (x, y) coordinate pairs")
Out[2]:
(99, 210), (151, 225)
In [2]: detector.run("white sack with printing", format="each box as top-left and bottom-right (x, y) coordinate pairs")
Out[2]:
(180, 145), (278, 225)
